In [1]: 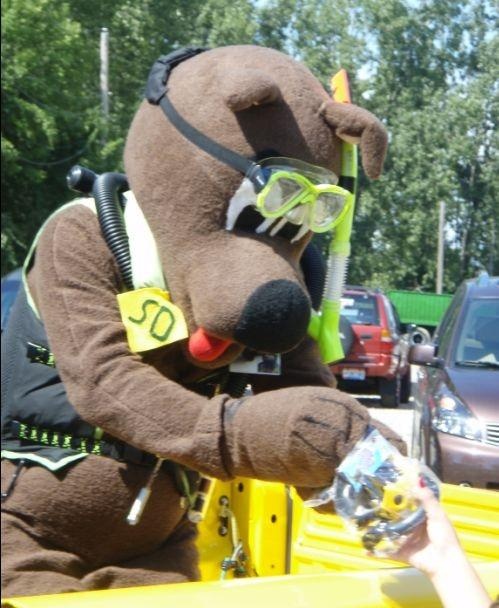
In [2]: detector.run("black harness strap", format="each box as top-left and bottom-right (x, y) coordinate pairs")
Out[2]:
(145, 47), (207, 105)
(11, 420), (157, 466)
(159, 95), (259, 179)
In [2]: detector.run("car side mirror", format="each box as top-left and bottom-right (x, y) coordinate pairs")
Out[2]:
(409, 344), (444, 368)
(408, 325), (432, 346)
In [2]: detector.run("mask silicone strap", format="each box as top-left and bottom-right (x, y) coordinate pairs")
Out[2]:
(159, 95), (266, 191)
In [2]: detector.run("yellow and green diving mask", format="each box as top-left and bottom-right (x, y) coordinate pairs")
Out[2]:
(254, 157), (351, 234)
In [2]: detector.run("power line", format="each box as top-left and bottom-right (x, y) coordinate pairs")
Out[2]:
(17, 135), (96, 168)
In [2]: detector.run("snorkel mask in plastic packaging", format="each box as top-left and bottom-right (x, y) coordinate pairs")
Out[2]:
(146, 48), (357, 363)
(304, 427), (441, 557)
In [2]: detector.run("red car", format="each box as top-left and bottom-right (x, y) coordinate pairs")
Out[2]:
(330, 286), (411, 407)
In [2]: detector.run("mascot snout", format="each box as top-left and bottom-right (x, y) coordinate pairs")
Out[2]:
(234, 279), (310, 352)
(187, 278), (310, 361)
(181, 230), (312, 363)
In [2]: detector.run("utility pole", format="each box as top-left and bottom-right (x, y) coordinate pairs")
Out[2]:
(100, 27), (109, 144)
(436, 200), (445, 294)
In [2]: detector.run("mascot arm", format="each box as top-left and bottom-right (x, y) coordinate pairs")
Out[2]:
(30, 206), (405, 487)
(29, 206), (230, 477)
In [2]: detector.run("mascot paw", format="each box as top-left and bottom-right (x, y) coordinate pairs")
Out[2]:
(222, 386), (406, 488)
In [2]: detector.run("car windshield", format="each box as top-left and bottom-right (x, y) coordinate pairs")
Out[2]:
(454, 297), (499, 367)
(340, 294), (379, 325)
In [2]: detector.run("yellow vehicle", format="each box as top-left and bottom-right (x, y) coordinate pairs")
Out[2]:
(5, 478), (499, 608)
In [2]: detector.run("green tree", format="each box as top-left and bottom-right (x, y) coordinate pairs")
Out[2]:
(348, 0), (498, 292)
(2, 0), (497, 293)
(1, 0), (260, 275)
(1, 0), (100, 274)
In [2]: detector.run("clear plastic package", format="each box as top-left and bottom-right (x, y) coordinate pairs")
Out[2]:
(304, 427), (440, 557)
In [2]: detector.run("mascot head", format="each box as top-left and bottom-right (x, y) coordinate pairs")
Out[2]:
(124, 45), (387, 368)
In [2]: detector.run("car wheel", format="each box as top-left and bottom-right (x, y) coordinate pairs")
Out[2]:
(339, 315), (355, 357)
(400, 370), (411, 403)
(379, 376), (401, 408)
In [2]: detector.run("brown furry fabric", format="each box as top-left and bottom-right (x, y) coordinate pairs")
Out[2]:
(1, 459), (198, 597)
(1, 45), (399, 597)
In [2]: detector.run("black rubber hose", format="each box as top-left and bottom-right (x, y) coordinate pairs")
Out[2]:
(66, 165), (98, 194)
(361, 472), (440, 549)
(92, 173), (133, 291)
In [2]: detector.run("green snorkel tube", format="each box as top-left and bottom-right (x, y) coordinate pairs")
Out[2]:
(308, 69), (358, 364)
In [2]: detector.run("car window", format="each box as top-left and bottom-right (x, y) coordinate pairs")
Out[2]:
(433, 284), (466, 351)
(383, 296), (398, 334)
(391, 302), (403, 331)
(340, 294), (380, 325)
(436, 302), (463, 359)
(454, 298), (499, 364)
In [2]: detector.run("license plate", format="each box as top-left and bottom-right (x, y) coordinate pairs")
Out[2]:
(342, 368), (366, 381)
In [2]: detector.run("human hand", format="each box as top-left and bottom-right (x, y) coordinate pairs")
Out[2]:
(391, 484), (461, 577)
(391, 484), (491, 608)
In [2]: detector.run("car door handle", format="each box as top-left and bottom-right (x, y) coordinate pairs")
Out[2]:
(360, 334), (373, 340)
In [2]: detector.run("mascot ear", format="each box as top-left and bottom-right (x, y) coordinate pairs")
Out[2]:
(221, 69), (282, 112)
(320, 101), (388, 179)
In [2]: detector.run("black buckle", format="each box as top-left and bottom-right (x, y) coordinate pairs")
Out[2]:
(146, 47), (207, 104)
(119, 443), (157, 467)
(1, 459), (26, 502)
(26, 342), (55, 367)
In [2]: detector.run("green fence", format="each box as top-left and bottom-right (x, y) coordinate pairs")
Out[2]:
(388, 290), (453, 327)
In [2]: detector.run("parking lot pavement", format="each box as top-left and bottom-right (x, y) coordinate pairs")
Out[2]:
(342, 365), (419, 454)
(348, 395), (415, 455)
(367, 404), (414, 454)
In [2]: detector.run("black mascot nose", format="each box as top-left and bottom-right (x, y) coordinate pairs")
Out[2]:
(234, 279), (310, 353)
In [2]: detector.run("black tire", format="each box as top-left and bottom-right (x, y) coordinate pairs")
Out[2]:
(379, 376), (401, 408)
(409, 326), (432, 346)
(400, 369), (411, 403)
(339, 315), (355, 357)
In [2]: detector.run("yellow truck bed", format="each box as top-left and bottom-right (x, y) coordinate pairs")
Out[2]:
(4, 480), (499, 607)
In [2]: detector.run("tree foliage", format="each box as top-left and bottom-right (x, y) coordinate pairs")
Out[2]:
(2, 0), (497, 293)
(1, 0), (98, 271)
(352, 0), (498, 292)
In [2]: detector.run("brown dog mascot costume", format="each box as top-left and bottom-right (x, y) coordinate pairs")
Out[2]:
(1, 46), (404, 597)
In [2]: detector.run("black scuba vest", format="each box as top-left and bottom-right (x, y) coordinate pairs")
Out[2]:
(1, 283), (93, 469)
(0, 195), (246, 473)
(0, 195), (180, 471)
(1, 282), (160, 470)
